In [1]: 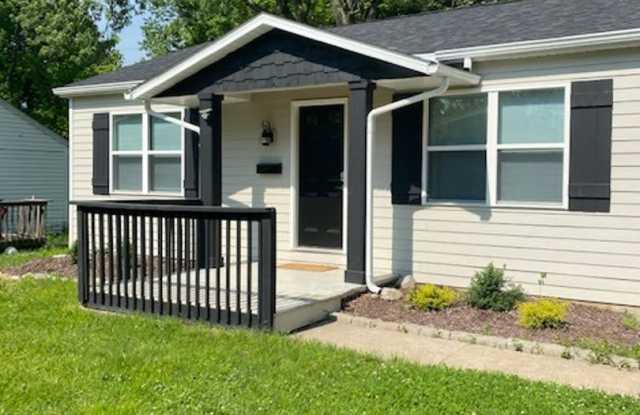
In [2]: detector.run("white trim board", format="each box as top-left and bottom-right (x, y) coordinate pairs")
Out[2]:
(290, 97), (349, 254)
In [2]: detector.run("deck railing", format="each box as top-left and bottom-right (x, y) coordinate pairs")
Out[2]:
(75, 200), (276, 329)
(0, 199), (47, 249)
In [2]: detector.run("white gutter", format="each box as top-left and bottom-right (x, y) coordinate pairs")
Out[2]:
(143, 100), (201, 134)
(415, 28), (640, 62)
(53, 80), (143, 98)
(365, 77), (450, 294)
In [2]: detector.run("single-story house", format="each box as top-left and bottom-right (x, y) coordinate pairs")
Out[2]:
(0, 99), (68, 232)
(54, 0), (640, 318)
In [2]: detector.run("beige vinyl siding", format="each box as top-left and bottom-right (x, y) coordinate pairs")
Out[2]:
(371, 48), (640, 306)
(69, 87), (349, 266)
(0, 100), (68, 232)
(69, 47), (640, 306)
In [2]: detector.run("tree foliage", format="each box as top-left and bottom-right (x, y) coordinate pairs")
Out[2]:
(0, 0), (132, 136)
(139, 0), (500, 56)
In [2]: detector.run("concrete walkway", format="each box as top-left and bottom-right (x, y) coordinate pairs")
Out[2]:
(294, 319), (640, 397)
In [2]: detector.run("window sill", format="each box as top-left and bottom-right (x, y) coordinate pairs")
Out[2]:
(110, 191), (184, 198)
(421, 201), (568, 211)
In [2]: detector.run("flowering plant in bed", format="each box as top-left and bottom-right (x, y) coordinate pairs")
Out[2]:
(409, 284), (458, 311)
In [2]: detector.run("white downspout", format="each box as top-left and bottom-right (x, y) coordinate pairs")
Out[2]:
(144, 100), (201, 134)
(365, 77), (450, 293)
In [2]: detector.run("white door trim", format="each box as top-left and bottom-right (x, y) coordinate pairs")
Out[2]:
(290, 97), (349, 254)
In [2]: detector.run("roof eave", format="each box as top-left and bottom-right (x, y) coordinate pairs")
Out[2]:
(416, 27), (640, 62)
(52, 80), (143, 98)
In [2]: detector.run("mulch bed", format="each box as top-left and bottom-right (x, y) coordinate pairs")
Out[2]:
(1, 256), (77, 279)
(344, 293), (640, 348)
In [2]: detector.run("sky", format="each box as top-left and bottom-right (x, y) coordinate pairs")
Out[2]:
(117, 13), (147, 65)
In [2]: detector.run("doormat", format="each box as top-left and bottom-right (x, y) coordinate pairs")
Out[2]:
(278, 263), (338, 272)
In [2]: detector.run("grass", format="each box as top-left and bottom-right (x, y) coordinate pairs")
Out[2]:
(0, 279), (639, 414)
(0, 233), (68, 269)
(576, 339), (640, 367)
(623, 312), (640, 332)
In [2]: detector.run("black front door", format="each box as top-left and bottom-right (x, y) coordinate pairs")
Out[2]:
(298, 104), (344, 249)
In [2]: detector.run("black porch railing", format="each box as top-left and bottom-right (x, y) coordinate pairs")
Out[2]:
(75, 201), (276, 329)
(0, 199), (47, 250)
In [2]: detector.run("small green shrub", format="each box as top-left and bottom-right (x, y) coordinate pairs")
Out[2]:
(466, 264), (525, 312)
(518, 299), (568, 329)
(409, 284), (458, 311)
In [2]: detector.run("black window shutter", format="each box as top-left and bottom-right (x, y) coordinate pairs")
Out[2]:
(184, 108), (199, 199)
(569, 80), (613, 212)
(391, 94), (423, 205)
(92, 113), (110, 195)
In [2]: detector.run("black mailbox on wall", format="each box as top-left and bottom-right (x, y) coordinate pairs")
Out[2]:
(256, 163), (282, 174)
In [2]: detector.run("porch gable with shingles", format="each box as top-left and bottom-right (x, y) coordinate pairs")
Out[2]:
(158, 29), (421, 97)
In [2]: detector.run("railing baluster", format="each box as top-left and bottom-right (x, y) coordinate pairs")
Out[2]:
(225, 219), (231, 325)
(247, 220), (252, 327)
(99, 213), (105, 306)
(185, 218), (191, 319)
(149, 217), (155, 313)
(215, 220), (221, 324)
(140, 216), (146, 312)
(132, 214), (138, 310)
(123, 214), (130, 309)
(115, 214), (122, 307)
(236, 220), (242, 325)
(195, 218), (201, 320)
(176, 217), (183, 315)
(158, 216), (164, 315)
(108, 214), (114, 307)
(165, 215), (171, 316)
(205, 219), (211, 321)
(91, 213), (97, 304)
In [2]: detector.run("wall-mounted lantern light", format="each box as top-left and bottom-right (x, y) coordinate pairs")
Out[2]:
(261, 121), (274, 146)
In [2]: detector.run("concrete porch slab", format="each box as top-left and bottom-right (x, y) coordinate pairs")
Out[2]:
(91, 262), (394, 332)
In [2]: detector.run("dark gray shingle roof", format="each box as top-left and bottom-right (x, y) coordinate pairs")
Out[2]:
(66, 41), (214, 87)
(329, 0), (640, 54)
(65, 0), (640, 88)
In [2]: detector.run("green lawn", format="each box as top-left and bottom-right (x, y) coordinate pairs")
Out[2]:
(0, 233), (69, 269)
(0, 278), (638, 414)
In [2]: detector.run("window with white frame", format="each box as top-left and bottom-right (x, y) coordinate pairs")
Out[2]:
(496, 88), (566, 205)
(424, 87), (568, 207)
(111, 111), (183, 194)
(426, 93), (488, 202)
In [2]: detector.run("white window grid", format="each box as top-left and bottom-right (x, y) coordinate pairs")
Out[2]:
(109, 109), (185, 196)
(421, 84), (571, 210)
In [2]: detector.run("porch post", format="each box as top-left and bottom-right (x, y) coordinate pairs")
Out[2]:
(199, 93), (223, 205)
(345, 80), (375, 284)
(198, 93), (223, 266)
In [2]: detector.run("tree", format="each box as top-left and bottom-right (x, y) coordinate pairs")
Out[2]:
(139, 0), (499, 56)
(139, 0), (333, 57)
(0, 0), (134, 136)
